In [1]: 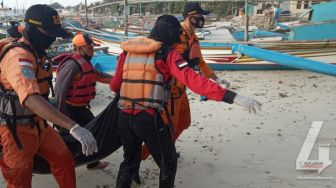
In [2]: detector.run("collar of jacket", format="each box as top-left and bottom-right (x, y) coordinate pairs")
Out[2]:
(181, 22), (198, 41)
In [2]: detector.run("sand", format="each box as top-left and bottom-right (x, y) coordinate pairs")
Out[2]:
(1, 70), (336, 188)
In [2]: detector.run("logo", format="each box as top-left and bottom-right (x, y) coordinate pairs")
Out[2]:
(28, 19), (42, 26)
(296, 121), (333, 180)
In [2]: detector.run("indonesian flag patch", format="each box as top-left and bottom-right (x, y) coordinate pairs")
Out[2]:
(176, 59), (188, 70)
(19, 58), (35, 79)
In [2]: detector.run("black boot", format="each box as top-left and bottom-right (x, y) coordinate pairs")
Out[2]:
(132, 169), (142, 185)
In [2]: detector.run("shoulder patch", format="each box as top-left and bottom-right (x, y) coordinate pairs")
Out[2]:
(21, 67), (35, 80)
(176, 59), (188, 70)
(18, 58), (33, 68)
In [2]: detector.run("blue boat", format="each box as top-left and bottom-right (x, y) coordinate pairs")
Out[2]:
(287, 1), (336, 41)
(91, 51), (117, 72)
(231, 1), (336, 42)
(230, 29), (288, 41)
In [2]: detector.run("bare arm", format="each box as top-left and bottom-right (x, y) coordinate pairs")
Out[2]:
(24, 94), (75, 130)
(95, 69), (113, 84)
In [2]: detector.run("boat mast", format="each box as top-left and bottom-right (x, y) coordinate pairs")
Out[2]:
(0, 1), (12, 30)
(124, 0), (128, 37)
(85, 0), (89, 27)
(244, 0), (249, 41)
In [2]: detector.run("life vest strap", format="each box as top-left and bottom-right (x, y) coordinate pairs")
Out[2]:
(69, 82), (96, 90)
(122, 79), (164, 86)
(66, 91), (96, 98)
(119, 96), (164, 105)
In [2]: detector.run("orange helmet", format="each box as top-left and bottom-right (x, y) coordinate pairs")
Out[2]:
(72, 33), (100, 47)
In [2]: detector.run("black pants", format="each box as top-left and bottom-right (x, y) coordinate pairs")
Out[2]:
(60, 104), (99, 168)
(116, 111), (177, 188)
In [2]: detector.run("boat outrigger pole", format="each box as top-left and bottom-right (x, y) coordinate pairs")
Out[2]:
(232, 44), (336, 76)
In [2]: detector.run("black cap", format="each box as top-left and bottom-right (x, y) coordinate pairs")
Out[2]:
(183, 2), (211, 18)
(24, 4), (70, 38)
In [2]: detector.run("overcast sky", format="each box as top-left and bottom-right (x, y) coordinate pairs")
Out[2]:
(5, 0), (101, 9)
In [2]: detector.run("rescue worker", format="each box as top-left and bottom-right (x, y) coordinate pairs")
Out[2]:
(6, 22), (54, 102)
(54, 33), (112, 170)
(140, 2), (231, 161)
(110, 15), (261, 188)
(0, 4), (97, 188)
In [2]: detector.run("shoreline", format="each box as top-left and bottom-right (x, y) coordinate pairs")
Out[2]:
(1, 70), (336, 188)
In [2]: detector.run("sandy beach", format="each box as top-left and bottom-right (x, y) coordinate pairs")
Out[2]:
(1, 70), (336, 188)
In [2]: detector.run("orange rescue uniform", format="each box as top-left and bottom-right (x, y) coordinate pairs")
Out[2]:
(0, 38), (75, 188)
(141, 23), (215, 160)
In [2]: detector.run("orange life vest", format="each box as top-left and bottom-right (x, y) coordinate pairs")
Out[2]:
(118, 37), (170, 110)
(55, 53), (96, 105)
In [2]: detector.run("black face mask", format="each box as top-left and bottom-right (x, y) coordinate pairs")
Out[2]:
(22, 23), (56, 57)
(190, 16), (205, 28)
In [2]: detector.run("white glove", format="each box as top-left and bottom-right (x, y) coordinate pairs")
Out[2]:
(70, 124), (98, 156)
(215, 77), (230, 88)
(233, 94), (262, 113)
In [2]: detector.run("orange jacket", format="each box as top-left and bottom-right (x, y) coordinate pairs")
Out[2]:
(171, 23), (214, 98)
(177, 23), (214, 77)
(0, 38), (45, 135)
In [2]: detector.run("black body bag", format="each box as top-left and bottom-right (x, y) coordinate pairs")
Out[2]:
(33, 96), (121, 174)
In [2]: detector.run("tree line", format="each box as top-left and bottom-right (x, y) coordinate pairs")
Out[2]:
(49, 1), (245, 18)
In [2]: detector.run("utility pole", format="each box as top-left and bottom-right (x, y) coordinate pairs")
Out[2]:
(85, 0), (89, 27)
(244, 0), (249, 41)
(124, 0), (128, 37)
(139, 3), (142, 16)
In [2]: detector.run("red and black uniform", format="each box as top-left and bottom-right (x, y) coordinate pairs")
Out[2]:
(111, 50), (235, 104)
(110, 37), (236, 188)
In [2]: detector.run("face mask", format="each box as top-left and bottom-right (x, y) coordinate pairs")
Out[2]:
(190, 16), (205, 28)
(23, 23), (56, 57)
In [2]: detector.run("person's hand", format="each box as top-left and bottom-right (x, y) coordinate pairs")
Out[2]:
(70, 124), (98, 156)
(233, 94), (262, 113)
(215, 77), (230, 88)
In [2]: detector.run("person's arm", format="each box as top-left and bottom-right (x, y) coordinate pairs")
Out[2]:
(24, 94), (75, 129)
(195, 42), (230, 88)
(110, 52), (126, 93)
(54, 59), (81, 116)
(23, 94), (97, 155)
(166, 50), (261, 113)
(5, 54), (97, 156)
(198, 56), (215, 78)
(167, 50), (234, 102)
(94, 69), (112, 84)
